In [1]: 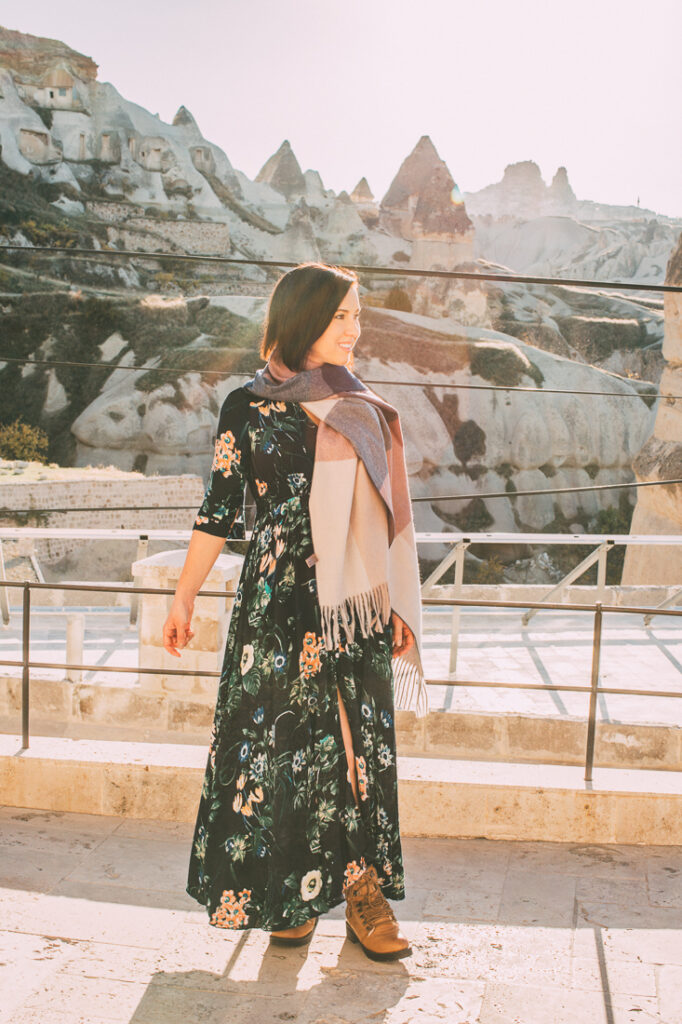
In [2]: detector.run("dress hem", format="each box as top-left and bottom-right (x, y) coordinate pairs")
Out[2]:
(186, 880), (406, 932)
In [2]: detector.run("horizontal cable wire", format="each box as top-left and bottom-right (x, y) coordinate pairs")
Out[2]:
(0, 354), (676, 400)
(410, 477), (682, 503)
(0, 244), (680, 293)
(3, 477), (681, 516)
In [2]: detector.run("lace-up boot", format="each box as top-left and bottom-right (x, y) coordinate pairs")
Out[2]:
(344, 865), (411, 961)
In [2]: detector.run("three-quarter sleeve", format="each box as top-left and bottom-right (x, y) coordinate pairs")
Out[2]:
(193, 387), (250, 540)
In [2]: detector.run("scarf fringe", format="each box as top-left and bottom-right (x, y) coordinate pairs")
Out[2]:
(320, 581), (429, 719)
(320, 582), (392, 651)
(393, 656), (429, 718)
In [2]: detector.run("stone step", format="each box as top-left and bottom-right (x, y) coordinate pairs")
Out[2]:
(3, 673), (681, 770)
(1, 734), (681, 845)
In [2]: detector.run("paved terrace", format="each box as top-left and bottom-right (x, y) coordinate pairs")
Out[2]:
(1, 604), (680, 726)
(1, 806), (681, 1024)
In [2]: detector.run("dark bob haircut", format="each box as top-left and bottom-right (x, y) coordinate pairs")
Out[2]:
(260, 262), (358, 371)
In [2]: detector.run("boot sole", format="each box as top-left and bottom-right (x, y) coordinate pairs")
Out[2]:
(345, 921), (412, 961)
(270, 918), (317, 947)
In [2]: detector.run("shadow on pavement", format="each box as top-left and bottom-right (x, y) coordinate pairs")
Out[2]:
(128, 930), (411, 1024)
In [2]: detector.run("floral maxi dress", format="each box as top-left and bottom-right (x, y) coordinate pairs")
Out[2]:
(187, 385), (405, 931)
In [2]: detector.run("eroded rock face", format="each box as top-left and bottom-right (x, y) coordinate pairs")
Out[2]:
(69, 305), (653, 540)
(0, 25), (98, 81)
(255, 140), (306, 200)
(380, 136), (473, 253)
(623, 233), (682, 584)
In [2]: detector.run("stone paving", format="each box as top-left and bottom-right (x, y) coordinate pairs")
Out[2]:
(1, 604), (681, 724)
(1, 806), (681, 1023)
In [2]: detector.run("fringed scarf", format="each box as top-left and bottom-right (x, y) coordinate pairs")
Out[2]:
(245, 354), (429, 717)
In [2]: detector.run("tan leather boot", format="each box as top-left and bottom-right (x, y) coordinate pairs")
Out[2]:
(270, 917), (317, 946)
(344, 865), (411, 961)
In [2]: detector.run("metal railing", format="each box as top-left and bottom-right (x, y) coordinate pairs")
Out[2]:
(417, 531), (682, 672)
(1, 576), (681, 784)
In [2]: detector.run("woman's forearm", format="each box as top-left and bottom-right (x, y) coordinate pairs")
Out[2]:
(174, 530), (227, 602)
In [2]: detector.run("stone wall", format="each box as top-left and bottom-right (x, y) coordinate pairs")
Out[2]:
(0, 467), (205, 573)
(623, 234), (682, 584)
(85, 200), (137, 223)
(106, 218), (231, 255)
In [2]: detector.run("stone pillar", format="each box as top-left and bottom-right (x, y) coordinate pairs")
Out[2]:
(622, 234), (682, 584)
(132, 549), (244, 700)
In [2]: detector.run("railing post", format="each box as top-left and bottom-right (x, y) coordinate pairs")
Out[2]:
(66, 614), (84, 684)
(584, 602), (603, 782)
(596, 540), (613, 605)
(129, 534), (149, 626)
(0, 540), (10, 626)
(448, 541), (467, 674)
(21, 582), (31, 750)
(522, 541), (609, 627)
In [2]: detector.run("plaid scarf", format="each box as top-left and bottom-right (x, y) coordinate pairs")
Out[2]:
(246, 358), (428, 717)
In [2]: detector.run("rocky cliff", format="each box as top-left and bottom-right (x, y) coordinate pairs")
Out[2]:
(0, 24), (97, 82)
(55, 301), (652, 543)
(465, 161), (679, 286)
(0, 24), (676, 563)
(622, 237), (682, 584)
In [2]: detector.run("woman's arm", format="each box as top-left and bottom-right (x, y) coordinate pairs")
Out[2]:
(163, 531), (226, 657)
(163, 387), (251, 657)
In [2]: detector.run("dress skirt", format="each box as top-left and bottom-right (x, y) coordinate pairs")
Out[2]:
(187, 386), (405, 931)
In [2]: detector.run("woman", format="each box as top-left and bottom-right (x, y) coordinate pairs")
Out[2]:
(163, 262), (427, 961)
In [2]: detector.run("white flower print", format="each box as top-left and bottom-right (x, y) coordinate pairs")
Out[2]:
(377, 743), (393, 768)
(240, 644), (254, 675)
(300, 869), (322, 902)
(249, 752), (268, 782)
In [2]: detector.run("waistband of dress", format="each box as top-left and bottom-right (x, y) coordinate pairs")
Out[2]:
(254, 492), (309, 515)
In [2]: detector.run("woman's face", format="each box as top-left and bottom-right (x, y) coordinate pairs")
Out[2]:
(306, 284), (361, 368)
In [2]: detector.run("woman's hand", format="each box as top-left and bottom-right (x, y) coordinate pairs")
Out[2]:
(391, 610), (415, 658)
(163, 598), (195, 658)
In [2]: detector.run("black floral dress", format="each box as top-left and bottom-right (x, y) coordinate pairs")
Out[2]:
(186, 386), (405, 931)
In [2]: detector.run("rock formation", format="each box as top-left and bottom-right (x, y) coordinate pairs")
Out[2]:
(622, 235), (682, 584)
(0, 21), (678, 556)
(255, 139), (306, 200)
(548, 166), (577, 211)
(0, 24), (97, 81)
(351, 177), (374, 203)
(380, 136), (474, 269)
(58, 298), (653, 540)
(465, 161), (581, 220)
(465, 159), (680, 285)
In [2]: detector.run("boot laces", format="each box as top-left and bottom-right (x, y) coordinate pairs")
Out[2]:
(359, 884), (396, 930)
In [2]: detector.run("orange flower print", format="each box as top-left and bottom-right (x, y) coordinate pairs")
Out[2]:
(255, 479), (268, 496)
(210, 888), (251, 929)
(299, 631), (323, 679)
(355, 755), (369, 801)
(344, 857), (367, 888)
(195, 514), (209, 526)
(211, 430), (241, 477)
(259, 551), (277, 577)
(252, 400), (287, 416)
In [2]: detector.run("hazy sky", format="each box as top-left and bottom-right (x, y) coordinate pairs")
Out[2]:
(3, 0), (681, 215)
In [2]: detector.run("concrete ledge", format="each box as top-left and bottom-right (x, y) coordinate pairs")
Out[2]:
(399, 756), (682, 845)
(2, 734), (681, 844)
(3, 675), (681, 770)
(395, 709), (682, 772)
